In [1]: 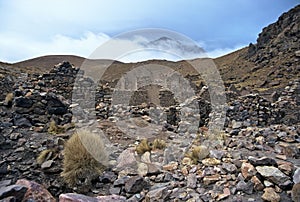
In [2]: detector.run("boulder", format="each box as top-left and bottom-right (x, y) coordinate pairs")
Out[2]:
(256, 166), (290, 185)
(16, 179), (55, 202)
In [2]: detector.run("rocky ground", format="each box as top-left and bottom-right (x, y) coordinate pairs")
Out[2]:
(0, 60), (299, 202)
(0, 4), (300, 202)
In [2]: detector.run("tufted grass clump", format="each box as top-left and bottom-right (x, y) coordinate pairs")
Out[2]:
(136, 138), (166, 155)
(61, 130), (108, 187)
(152, 139), (166, 150)
(4, 92), (14, 107)
(185, 145), (209, 164)
(206, 128), (228, 147)
(136, 139), (152, 155)
(36, 149), (58, 165)
(48, 121), (75, 135)
(48, 120), (66, 135)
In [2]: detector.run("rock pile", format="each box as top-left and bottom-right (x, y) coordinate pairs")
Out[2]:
(0, 57), (299, 201)
(226, 79), (300, 132)
(2, 123), (299, 202)
(5, 62), (79, 130)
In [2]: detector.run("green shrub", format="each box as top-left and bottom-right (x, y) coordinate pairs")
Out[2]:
(48, 120), (67, 134)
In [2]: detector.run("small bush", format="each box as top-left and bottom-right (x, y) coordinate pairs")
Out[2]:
(4, 92), (14, 107)
(61, 130), (108, 187)
(206, 129), (227, 148)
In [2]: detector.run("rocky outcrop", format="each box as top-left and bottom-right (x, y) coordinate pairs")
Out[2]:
(248, 5), (300, 63)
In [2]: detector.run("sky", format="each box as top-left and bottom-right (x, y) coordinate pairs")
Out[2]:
(0, 0), (299, 63)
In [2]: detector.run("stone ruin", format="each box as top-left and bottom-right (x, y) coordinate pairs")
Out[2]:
(3, 61), (298, 134)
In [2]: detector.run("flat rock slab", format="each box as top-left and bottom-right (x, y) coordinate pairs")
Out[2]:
(256, 166), (290, 185)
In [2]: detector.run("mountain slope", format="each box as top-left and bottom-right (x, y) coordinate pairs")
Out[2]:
(215, 5), (300, 97)
(0, 5), (299, 100)
(12, 55), (86, 73)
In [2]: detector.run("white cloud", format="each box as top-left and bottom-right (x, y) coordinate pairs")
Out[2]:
(0, 29), (245, 63)
(0, 32), (110, 62)
(1, 0), (172, 37)
(0, 31), (201, 63)
(205, 45), (246, 58)
(89, 33), (206, 62)
(0, 0), (297, 63)
(117, 50), (182, 63)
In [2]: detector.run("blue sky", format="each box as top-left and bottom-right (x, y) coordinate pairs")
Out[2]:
(0, 0), (299, 62)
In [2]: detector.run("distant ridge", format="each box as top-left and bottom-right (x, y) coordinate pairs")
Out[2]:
(8, 55), (122, 74)
(0, 5), (299, 97)
(13, 55), (86, 72)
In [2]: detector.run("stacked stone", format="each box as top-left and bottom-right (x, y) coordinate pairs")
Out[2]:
(8, 61), (80, 129)
(273, 79), (300, 125)
(95, 85), (113, 120)
(1, 60), (299, 201)
(0, 75), (15, 100)
(159, 89), (176, 107)
(42, 61), (79, 99)
(12, 92), (71, 128)
(226, 94), (286, 130)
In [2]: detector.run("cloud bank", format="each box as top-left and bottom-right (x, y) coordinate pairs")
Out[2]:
(1, 0), (297, 63)
(0, 31), (245, 63)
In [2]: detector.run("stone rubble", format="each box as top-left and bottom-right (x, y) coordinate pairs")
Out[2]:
(0, 60), (299, 201)
(0, 6), (300, 200)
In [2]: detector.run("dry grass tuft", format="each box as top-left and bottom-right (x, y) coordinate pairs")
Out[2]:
(185, 145), (209, 164)
(136, 138), (167, 155)
(152, 139), (166, 150)
(36, 149), (57, 165)
(48, 121), (75, 135)
(136, 139), (152, 155)
(61, 130), (108, 187)
(48, 120), (66, 135)
(4, 92), (14, 107)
